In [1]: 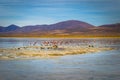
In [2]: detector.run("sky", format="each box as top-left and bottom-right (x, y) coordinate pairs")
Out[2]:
(0, 0), (120, 27)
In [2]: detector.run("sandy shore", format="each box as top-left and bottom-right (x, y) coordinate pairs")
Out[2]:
(0, 45), (115, 60)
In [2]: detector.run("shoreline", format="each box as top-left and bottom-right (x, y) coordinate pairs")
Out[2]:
(0, 36), (120, 39)
(0, 45), (115, 60)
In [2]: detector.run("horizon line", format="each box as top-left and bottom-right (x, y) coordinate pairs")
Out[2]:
(1, 19), (120, 27)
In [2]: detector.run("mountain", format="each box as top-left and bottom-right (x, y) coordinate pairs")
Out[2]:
(49, 20), (94, 29)
(16, 20), (95, 32)
(0, 24), (20, 32)
(0, 26), (4, 32)
(98, 23), (120, 28)
(0, 20), (120, 37)
(17, 20), (95, 36)
(98, 23), (120, 34)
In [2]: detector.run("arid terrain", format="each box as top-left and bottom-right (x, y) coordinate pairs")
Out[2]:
(0, 20), (120, 37)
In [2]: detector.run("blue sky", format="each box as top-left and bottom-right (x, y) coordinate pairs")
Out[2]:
(0, 0), (120, 27)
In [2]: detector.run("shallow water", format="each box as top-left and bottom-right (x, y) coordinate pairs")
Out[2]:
(0, 38), (120, 80)
(0, 50), (120, 80)
(0, 38), (120, 48)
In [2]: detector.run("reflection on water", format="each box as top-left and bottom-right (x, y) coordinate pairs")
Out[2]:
(0, 38), (120, 80)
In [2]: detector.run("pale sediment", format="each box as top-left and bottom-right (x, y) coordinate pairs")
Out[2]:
(0, 46), (115, 60)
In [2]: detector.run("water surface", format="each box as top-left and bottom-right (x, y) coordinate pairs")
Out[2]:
(0, 38), (120, 80)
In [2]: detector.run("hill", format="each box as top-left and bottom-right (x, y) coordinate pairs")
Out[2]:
(0, 20), (119, 37)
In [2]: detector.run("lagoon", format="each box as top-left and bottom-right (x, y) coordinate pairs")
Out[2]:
(0, 38), (120, 80)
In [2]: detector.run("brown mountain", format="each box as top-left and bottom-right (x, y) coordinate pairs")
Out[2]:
(96, 23), (120, 37)
(99, 23), (120, 28)
(0, 20), (119, 37)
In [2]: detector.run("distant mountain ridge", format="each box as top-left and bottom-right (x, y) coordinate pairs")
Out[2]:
(0, 24), (20, 32)
(0, 20), (120, 37)
(99, 23), (120, 28)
